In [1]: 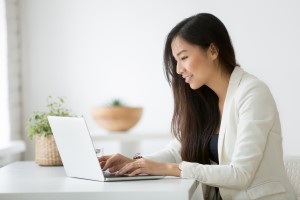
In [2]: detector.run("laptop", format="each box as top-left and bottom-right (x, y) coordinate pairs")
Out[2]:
(48, 116), (164, 182)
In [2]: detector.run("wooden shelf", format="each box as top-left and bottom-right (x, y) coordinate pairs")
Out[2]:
(90, 131), (172, 142)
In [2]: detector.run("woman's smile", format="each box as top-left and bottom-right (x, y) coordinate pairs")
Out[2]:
(183, 74), (193, 83)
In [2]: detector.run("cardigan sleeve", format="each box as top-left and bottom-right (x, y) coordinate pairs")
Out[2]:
(143, 138), (182, 163)
(179, 80), (278, 189)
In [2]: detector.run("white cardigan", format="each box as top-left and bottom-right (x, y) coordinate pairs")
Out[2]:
(145, 67), (297, 200)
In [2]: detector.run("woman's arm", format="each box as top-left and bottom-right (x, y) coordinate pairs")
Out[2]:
(99, 138), (182, 175)
(115, 158), (181, 176)
(143, 138), (182, 163)
(180, 80), (278, 189)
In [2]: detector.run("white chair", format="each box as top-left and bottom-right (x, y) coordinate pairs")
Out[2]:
(284, 156), (300, 199)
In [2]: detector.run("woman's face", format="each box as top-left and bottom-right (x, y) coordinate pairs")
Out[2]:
(171, 36), (217, 90)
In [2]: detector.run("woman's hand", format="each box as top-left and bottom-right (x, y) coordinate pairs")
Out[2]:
(99, 153), (134, 173)
(115, 158), (181, 177)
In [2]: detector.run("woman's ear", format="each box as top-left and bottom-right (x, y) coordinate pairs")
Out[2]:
(209, 43), (219, 60)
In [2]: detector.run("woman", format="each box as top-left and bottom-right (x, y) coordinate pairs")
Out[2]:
(99, 13), (296, 199)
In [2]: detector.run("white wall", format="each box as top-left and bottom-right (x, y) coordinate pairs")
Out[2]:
(21, 0), (300, 160)
(0, 0), (9, 145)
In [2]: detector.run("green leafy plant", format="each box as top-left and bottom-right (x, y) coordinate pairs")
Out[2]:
(109, 99), (125, 107)
(26, 96), (73, 139)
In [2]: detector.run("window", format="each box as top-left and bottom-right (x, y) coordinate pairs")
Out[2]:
(0, 0), (10, 145)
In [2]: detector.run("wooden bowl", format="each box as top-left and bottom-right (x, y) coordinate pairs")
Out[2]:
(91, 106), (143, 132)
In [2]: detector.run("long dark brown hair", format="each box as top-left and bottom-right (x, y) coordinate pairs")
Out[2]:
(163, 13), (238, 164)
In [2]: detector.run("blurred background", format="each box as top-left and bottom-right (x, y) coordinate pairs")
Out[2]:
(1, 0), (299, 166)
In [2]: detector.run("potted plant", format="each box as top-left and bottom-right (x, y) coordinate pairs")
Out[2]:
(91, 99), (143, 132)
(26, 96), (73, 166)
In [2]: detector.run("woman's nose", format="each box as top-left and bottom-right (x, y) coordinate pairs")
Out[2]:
(176, 62), (184, 75)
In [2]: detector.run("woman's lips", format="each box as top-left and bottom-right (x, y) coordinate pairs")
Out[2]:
(183, 75), (193, 83)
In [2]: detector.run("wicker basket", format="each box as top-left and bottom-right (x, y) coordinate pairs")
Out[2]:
(35, 134), (63, 166)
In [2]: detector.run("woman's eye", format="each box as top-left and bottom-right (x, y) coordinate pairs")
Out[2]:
(181, 56), (188, 60)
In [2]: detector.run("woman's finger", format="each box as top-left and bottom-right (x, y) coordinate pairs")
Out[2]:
(128, 168), (144, 177)
(108, 165), (125, 173)
(102, 156), (117, 170)
(101, 161), (124, 173)
(99, 161), (106, 168)
(102, 153), (126, 170)
(116, 161), (141, 175)
(98, 155), (111, 162)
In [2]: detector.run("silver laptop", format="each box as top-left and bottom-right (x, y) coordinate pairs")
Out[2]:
(48, 116), (164, 182)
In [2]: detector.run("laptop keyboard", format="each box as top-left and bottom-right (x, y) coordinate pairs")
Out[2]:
(103, 171), (130, 178)
(103, 171), (152, 178)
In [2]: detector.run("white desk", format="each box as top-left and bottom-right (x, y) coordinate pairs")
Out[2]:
(0, 162), (203, 200)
